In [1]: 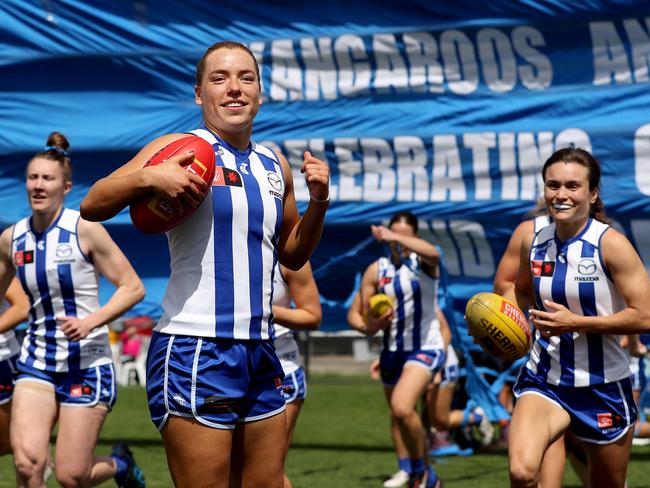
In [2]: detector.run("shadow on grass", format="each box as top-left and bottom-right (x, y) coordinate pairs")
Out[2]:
(291, 442), (394, 453)
(95, 438), (163, 447)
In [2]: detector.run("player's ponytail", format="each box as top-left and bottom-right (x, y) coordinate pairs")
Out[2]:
(31, 131), (73, 182)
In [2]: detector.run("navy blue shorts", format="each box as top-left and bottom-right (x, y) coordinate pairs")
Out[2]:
(380, 348), (445, 386)
(15, 361), (117, 409)
(281, 367), (307, 403)
(514, 366), (637, 444)
(0, 355), (18, 405)
(146, 332), (286, 431)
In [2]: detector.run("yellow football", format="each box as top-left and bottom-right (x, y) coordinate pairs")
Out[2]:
(465, 292), (531, 361)
(369, 293), (394, 318)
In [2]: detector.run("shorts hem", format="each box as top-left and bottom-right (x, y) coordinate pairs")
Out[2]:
(0, 396), (11, 405)
(515, 389), (565, 412)
(404, 359), (437, 374)
(240, 404), (286, 423)
(15, 377), (55, 389)
(574, 424), (633, 445)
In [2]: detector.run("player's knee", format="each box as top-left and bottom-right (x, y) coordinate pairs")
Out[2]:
(55, 466), (91, 488)
(508, 457), (539, 488)
(13, 449), (47, 481)
(0, 436), (11, 456)
(390, 399), (414, 422)
(430, 415), (451, 431)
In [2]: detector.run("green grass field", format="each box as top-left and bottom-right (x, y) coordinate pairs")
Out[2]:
(1, 374), (649, 487)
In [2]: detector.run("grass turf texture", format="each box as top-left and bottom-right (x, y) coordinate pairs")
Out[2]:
(0, 374), (649, 487)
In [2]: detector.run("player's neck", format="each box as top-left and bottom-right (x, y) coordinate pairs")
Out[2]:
(204, 122), (252, 151)
(31, 206), (63, 234)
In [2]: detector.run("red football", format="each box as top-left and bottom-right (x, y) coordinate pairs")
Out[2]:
(130, 135), (216, 234)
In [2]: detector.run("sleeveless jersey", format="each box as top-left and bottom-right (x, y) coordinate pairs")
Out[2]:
(377, 252), (444, 352)
(533, 215), (551, 233)
(271, 263), (302, 373)
(157, 128), (284, 340)
(11, 208), (112, 372)
(0, 300), (20, 362)
(526, 218), (629, 386)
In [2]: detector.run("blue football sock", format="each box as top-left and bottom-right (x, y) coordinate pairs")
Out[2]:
(113, 454), (129, 481)
(410, 458), (425, 476)
(427, 465), (439, 486)
(398, 457), (410, 472)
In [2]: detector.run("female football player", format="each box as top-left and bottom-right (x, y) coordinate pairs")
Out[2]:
(0, 278), (29, 456)
(0, 132), (146, 487)
(271, 261), (321, 488)
(80, 41), (329, 488)
(503, 147), (650, 488)
(347, 211), (444, 488)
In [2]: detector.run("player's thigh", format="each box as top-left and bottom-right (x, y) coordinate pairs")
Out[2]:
(10, 381), (57, 462)
(432, 384), (455, 428)
(509, 394), (570, 473)
(231, 411), (286, 488)
(285, 400), (303, 446)
(391, 363), (432, 415)
(55, 405), (108, 476)
(583, 429), (633, 488)
(538, 435), (566, 488)
(0, 402), (11, 454)
(162, 416), (234, 488)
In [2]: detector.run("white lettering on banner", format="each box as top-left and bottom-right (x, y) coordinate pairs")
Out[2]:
(301, 37), (338, 100)
(259, 26), (552, 101)
(590, 18), (650, 85)
(419, 220), (494, 277)
(270, 39), (303, 101)
(335, 138), (363, 201)
(395, 136), (429, 201)
(464, 133), (496, 200)
(267, 129), (592, 203)
(511, 26), (553, 90)
(635, 124), (650, 195)
(477, 28), (517, 92)
(361, 138), (396, 201)
(334, 34), (371, 97)
(403, 32), (444, 93)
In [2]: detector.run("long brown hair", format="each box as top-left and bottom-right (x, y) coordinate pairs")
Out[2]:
(542, 147), (610, 224)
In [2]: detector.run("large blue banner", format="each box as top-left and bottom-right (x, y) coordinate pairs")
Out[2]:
(2, 1), (650, 332)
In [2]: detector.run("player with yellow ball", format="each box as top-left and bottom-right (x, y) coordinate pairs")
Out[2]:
(348, 211), (445, 488)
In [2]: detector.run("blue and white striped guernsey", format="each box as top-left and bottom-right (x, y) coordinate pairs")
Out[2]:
(526, 218), (630, 386)
(0, 300), (20, 362)
(11, 208), (112, 372)
(377, 252), (444, 352)
(156, 128), (284, 340)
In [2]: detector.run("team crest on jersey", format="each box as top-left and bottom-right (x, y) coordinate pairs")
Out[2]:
(267, 171), (283, 199)
(531, 260), (554, 277)
(13, 250), (34, 266)
(212, 167), (243, 187)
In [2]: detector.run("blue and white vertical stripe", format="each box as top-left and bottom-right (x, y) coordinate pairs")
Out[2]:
(158, 128), (284, 340)
(526, 218), (630, 387)
(0, 301), (20, 362)
(377, 252), (443, 352)
(11, 208), (112, 372)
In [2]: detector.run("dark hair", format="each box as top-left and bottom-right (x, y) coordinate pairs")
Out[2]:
(30, 131), (72, 182)
(195, 41), (261, 87)
(542, 147), (609, 224)
(388, 211), (418, 234)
